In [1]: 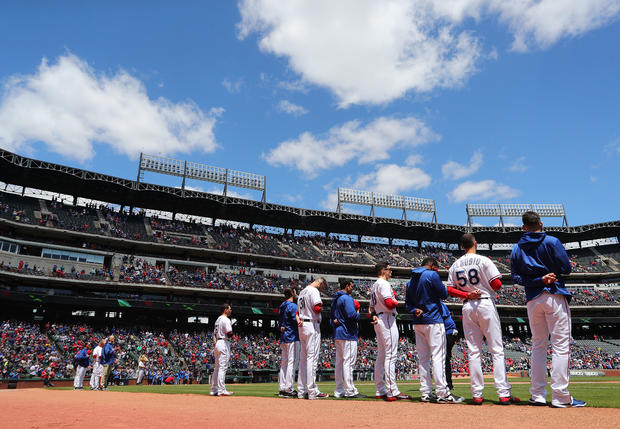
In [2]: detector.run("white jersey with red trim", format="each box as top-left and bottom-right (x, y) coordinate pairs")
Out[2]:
(369, 278), (398, 315)
(297, 286), (322, 321)
(447, 253), (501, 299)
(213, 315), (232, 340)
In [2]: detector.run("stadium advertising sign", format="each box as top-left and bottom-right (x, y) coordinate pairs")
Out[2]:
(569, 370), (606, 377)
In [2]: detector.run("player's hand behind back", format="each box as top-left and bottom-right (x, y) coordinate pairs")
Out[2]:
(467, 289), (483, 299)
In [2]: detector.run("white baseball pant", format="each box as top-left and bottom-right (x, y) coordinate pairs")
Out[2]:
(136, 369), (145, 384)
(298, 321), (321, 399)
(527, 292), (572, 406)
(74, 365), (87, 388)
(374, 313), (400, 397)
(90, 362), (103, 389)
(415, 323), (449, 399)
(279, 340), (300, 393)
(462, 299), (511, 398)
(211, 339), (230, 394)
(334, 339), (359, 397)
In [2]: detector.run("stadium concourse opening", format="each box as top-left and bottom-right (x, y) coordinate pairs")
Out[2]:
(0, 147), (619, 391)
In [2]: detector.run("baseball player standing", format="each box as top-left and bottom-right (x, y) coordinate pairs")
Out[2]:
(440, 302), (458, 392)
(90, 338), (106, 390)
(101, 335), (115, 390)
(278, 288), (300, 397)
(210, 303), (234, 396)
(447, 233), (518, 405)
(406, 257), (463, 403)
(331, 278), (365, 399)
(510, 211), (585, 408)
(296, 277), (329, 399)
(137, 354), (148, 385)
(73, 343), (90, 390)
(370, 262), (409, 401)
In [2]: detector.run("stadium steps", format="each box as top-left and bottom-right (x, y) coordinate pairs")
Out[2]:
(143, 219), (154, 240)
(46, 332), (71, 364)
(111, 254), (124, 281)
(95, 209), (111, 236)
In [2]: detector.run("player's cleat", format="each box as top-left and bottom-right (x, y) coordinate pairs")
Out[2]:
(298, 393), (309, 399)
(220, 391), (234, 396)
(528, 398), (547, 406)
(279, 391), (293, 398)
(395, 393), (411, 400)
(345, 393), (368, 399)
(384, 396), (398, 402)
(315, 392), (329, 399)
(499, 396), (520, 405)
(209, 391), (218, 396)
(437, 394), (465, 404)
(420, 393), (437, 403)
(551, 398), (586, 408)
(376, 394), (388, 400)
(472, 397), (484, 405)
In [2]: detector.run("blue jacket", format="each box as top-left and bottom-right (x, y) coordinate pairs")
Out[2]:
(330, 291), (360, 341)
(102, 342), (115, 365)
(510, 232), (572, 303)
(278, 300), (300, 343)
(406, 267), (448, 324)
(74, 348), (90, 367)
(440, 303), (456, 335)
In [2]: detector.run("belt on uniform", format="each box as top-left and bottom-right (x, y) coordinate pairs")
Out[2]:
(377, 312), (394, 316)
(463, 297), (489, 303)
(301, 318), (316, 322)
(216, 337), (228, 340)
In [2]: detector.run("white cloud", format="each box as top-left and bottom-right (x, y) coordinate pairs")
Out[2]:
(222, 78), (244, 94)
(237, 0), (620, 106)
(278, 79), (309, 93)
(0, 54), (222, 162)
(509, 156), (528, 172)
(447, 179), (518, 202)
(277, 100), (308, 117)
(353, 163), (432, 194)
(262, 116), (438, 176)
(320, 162), (431, 211)
(442, 150), (483, 180)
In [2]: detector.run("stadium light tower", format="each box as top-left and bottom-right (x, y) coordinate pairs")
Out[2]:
(337, 187), (437, 224)
(466, 203), (568, 231)
(137, 153), (266, 204)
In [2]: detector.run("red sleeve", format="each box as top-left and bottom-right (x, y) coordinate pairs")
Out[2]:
(384, 298), (398, 309)
(353, 300), (360, 311)
(447, 286), (469, 299)
(490, 278), (502, 291)
(313, 303), (322, 313)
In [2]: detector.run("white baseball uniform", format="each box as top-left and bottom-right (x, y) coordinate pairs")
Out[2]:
(369, 278), (401, 398)
(447, 253), (511, 398)
(90, 345), (104, 390)
(74, 365), (87, 389)
(297, 285), (323, 399)
(211, 314), (232, 395)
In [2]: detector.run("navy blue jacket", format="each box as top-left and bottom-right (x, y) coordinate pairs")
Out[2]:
(510, 232), (572, 303)
(440, 303), (456, 335)
(330, 291), (360, 341)
(406, 267), (448, 324)
(278, 300), (300, 343)
(74, 348), (90, 368)
(102, 342), (115, 365)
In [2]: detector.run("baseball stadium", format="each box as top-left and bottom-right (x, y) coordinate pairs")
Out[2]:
(0, 149), (619, 427)
(3, 3), (620, 428)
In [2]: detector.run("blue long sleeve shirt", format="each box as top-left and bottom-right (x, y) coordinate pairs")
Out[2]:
(330, 291), (360, 341)
(102, 342), (115, 365)
(440, 303), (456, 335)
(510, 232), (572, 303)
(278, 300), (300, 343)
(74, 348), (90, 368)
(406, 267), (448, 324)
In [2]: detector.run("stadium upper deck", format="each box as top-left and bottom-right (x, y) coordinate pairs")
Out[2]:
(1, 148), (619, 244)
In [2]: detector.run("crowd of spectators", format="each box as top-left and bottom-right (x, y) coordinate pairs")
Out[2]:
(3, 320), (619, 382)
(118, 255), (166, 284)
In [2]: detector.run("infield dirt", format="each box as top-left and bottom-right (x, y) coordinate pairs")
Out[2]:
(3, 389), (620, 429)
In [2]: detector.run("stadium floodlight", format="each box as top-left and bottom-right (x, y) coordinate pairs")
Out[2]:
(337, 187), (437, 224)
(138, 153), (266, 203)
(466, 203), (568, 230)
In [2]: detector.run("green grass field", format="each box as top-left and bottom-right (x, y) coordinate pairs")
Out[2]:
(58, 377), (620, 408)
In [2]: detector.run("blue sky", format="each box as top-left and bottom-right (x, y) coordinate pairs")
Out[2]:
(0, 1), (619, 228)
